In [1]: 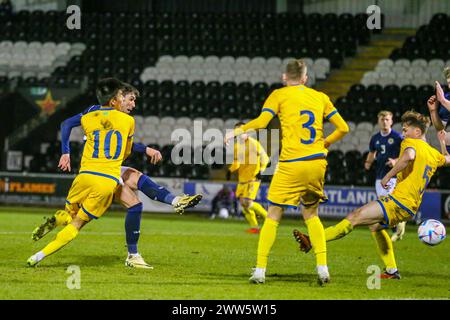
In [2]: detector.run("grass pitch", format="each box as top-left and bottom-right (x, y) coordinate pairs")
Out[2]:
(0, 206), (448, 300)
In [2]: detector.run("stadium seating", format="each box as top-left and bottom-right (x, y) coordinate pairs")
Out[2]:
(389, 13), (450, 61)
(140, 55), (329, 86)
(5, 9), (449, 189)
(0, 10), (372, 88)
(360, 58), (448, 87)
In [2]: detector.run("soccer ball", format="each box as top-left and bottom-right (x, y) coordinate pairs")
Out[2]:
(417, 219), (446, 246)
(218, 208), (229, 219)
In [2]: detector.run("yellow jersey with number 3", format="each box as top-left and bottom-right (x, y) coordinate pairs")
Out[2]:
(390, 138), (446, 214)
(79, 107), (135, 182)
(261, 85), (337, 162)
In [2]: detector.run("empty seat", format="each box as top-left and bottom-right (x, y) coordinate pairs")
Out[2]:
(160, 116), (176, 126)
(378, 59), (394, 68)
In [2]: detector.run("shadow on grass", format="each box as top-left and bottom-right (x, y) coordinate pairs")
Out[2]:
(197, 271), (316, 284)
(33, 254), (122, 268)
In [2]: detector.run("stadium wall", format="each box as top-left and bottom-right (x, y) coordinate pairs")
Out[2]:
(0, 172), (447, 221)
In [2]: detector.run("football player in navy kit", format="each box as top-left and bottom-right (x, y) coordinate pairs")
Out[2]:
(428, 67), (450, 154)
(365, 111), (405, 241)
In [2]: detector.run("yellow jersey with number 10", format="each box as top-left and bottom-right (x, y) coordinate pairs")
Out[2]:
(79, 107), (135, 182)
(261, 85), (337, 162)
(390, 138), (446, 214)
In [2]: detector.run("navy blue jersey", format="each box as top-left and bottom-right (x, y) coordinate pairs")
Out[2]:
(438, 92), (450, 153)
(438, 92), (450, 125)
(369, 130), (403, 179)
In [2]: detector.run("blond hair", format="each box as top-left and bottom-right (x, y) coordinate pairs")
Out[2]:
(377, 110), (393, 118)
(401, 110), (431, 134)
(285, 59), (307, 81)
(444, 66), (450, 80)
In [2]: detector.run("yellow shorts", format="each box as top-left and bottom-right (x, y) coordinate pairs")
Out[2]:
(235, 180), (261, 200)
(376, 195), (415, 227)
(267, 159), (328, 208)
(65, 172), (119, 221)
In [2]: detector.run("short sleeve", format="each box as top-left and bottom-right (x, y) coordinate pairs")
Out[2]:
(400, 138), (416, 154)
(261, 91), (280, 117)
(322, 93), (338, 120)
(436, 153), (446, 168)
(128, 117), (135, 141)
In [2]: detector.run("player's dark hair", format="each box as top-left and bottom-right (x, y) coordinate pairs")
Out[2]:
(96, 78), (125, 105)
(234, 121), (246, 128)
(401, 110), (431, 134)
(122, 82), (140, 97)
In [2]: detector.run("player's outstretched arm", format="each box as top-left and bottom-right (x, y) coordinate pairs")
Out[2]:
(224, 112), (273, 145)
(436, 81), (450, 111)
(437, 130), (449, 156)
(58, 113), (83, 172)
(324, 112), (350, 147)
(146, 147), (162, 165)
(60, 113), (82, 155)
(380, 148), (415, 188)
(427, 95), (445, 131)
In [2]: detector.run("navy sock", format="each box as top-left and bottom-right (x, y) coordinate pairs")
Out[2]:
(125, 202), (143, 254)
(137, 175), (175, 205)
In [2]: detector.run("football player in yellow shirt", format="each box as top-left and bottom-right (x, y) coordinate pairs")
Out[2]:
(229, 122), (270, 233)
(294, 111), (450, 279)
(32, 83), (202, 269)
(225, 59), (350, 284)
(27, 78), (135, 266)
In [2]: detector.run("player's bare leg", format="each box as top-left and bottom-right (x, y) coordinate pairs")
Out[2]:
(294, 201), (400, 279)
(122, 167), (202, 214)
(250, 205), (283, 284)
(295, 201), (386, 248)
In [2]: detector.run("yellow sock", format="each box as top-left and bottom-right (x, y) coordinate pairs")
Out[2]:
(305, 216), (327, 266)
(324, 219), (353, 241)
(243, 207), (258, 227)
(41, 224), (78, 257)
(55, 210), (73, 227)
(256, 217), (279, 268)
(250, 202), (267, 219)
(372, 229), (397, 270)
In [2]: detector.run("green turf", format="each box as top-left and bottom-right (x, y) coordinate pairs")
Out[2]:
(0, 206), (448, 300)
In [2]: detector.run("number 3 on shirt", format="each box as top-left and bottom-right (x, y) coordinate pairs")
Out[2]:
(300, 110), (316, 144)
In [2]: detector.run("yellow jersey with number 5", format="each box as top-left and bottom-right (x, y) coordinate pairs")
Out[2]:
(261, 85), (337, 162)
(79, 107), (135, 182)
(390, 138), (445, 214)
